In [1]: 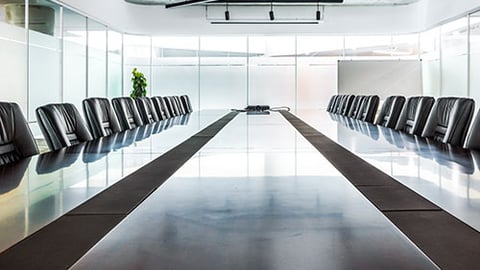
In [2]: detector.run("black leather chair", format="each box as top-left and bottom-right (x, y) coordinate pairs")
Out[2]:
(165, 96), (180, 117)
(173, 96), (185, 115)
(180, 95), (193, 113)
(333, 95), (344, 114)
(0, 102), (39, 165)
(421, 97), (474, 147)
(356, 95), (379, 123)
(326, 95), (337, 112)
(395, 96), (435, 135)
(374, 96), (406, 128)
(36, 103), (93, 151)
(340, 95), (355, 116)
(112, 97), (144, 131)
(135, 97), (159, 124)
(151, 96), (171, 120)
(83, 97), (122, 139)
(163, 97), (176, 117)
(347, 95), (364, 118)
(463, 110), (480, 150)
(332, 95), (343, 114)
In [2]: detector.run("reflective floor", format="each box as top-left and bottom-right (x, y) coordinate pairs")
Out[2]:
(0, 110), (227, 253)
(298, 110), (480, 232)
(72, 113), (437, 269)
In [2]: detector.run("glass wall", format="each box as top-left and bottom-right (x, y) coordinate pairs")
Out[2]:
(420, 27), (441, 97)
(123, 34), (151, 97)
(28, 1), (62, 123)
(297, 36), (342, 110)
(441, 17), (469, 97)
(87, 19), (107, 98)
(249, 36), (296, 108)
(151, 36), (199, 109)
(199, 36), (247, 110)
(4, 0), (480, 143)
(470, 11), (480, 103)
(0, 2), (27, 111)
(62, 8), (87, 113)
(108, 30), (123, 98)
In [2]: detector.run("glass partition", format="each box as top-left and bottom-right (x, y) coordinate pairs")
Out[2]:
(249, 36), (296, 108)
(441, 17), (469, 97)
(420, 27), (441, 97)
(87, 19), (107, 98)
(344, 35), (393, 60)
(62, 8), (87, 112)
(107, 30), (123, 98)
(0, 2), (27, 112)
(28, 0), (62, 125)
(199, 36), (247, 110)
(391, 34), (419, 60)
(297, 36), (342, 109)
(470, 12), (480, 103)
(123, 34), (151, 97)
(151, 36), (199, 108)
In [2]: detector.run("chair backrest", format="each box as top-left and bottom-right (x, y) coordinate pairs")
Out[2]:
(340, 95), (355, 116)
(82, 97), (122, 139)
(464, 110), (480, 150)
(36, 103), (93, 151)
(173, 96), (185, 115)
(374, 96), (406, 128)
(332, 95), (343, 114)
(356, 95), (379, 123)
(163, 96), (177, 117)
(151, 96), (171, 120)
(0, 102), (39, 165)
(112, 97), (144, 131)
(326, 95), (337, 112)
(421, 97), (474, 147)
(335, 95), (347, 114)
(347, 95), (363, 118)
(180, 95), (193, 113)
(394, 96), (434, 135)
(135, 97), (159, 124)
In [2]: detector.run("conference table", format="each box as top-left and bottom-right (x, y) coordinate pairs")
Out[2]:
(0, 112), (215, 252)
(1, 109), (480, 269)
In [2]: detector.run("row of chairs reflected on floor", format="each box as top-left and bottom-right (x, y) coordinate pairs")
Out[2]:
(327, 94), (480, 174)
(0, 95), (193, 168)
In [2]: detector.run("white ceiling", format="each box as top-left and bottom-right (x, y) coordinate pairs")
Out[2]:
(56, 0), (480, 35)
(125, 0), (419, 6)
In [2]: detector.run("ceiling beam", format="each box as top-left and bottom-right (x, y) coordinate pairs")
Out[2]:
(165, 0), (216, 8)
(166, 0), (344, 9)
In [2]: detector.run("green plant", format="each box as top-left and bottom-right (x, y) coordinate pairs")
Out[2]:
(130, 68), (147, 98)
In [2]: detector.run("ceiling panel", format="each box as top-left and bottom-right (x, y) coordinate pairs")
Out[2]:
(125, 0), (420, 6)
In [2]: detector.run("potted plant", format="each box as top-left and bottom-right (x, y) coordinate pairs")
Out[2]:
(130, 68), (147, 98)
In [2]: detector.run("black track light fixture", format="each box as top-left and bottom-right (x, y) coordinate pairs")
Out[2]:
(269, 1), (274, 21)
(316, 1), (321, 21)
(225, 1), (230, 21)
